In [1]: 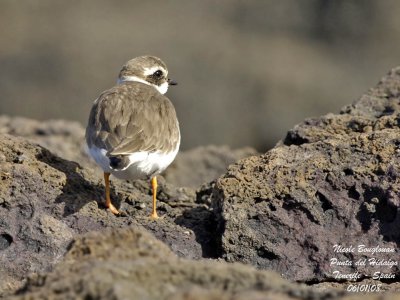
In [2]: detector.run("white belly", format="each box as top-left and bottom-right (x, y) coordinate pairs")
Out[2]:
(88, 145), (179, 180)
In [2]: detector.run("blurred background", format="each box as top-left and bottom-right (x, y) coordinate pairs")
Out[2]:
(0, 0), (399, 151)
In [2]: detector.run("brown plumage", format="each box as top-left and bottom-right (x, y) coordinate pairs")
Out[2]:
(86, 81), (180, 156)
(85, 55), (180, 217)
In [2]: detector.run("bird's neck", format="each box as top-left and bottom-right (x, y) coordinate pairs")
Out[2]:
(117, 76), (168, 94)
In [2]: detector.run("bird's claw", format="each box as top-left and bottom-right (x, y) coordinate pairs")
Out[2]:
(106, 202), (120, 215)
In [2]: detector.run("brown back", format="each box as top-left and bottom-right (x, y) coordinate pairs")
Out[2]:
(86, 82), (180, 155)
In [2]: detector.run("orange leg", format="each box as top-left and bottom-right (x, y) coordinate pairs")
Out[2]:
(151, 176), (159, 219)
(104, 172), (119, 215)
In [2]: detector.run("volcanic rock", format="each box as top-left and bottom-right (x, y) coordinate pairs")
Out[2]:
(209, 67), (400, 282)
(2, 67), (400, 298)
(0, 116), (92, 169)
(0, 134), (209, 297)
(11, 227), (341, 300)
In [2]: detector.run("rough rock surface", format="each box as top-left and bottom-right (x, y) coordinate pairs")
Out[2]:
(0, 134), (212, 297)
(0, 130), (257, 297)
(209, 67), (400, 283)
(10, 227), (341, 300)
(0, 116), (92, 169)
(2, 67), (400, 298)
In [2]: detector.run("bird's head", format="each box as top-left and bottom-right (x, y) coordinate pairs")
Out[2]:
(117, 56), (177, 94)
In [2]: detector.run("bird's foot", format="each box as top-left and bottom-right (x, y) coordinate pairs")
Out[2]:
(106, 202), (120, 215)
(150, 211), (164, 220)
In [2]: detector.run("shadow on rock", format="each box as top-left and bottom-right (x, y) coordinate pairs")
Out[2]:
(35, 146), (117, 216)
(174, 206), (220, 258)
(356, 183), (400, 247)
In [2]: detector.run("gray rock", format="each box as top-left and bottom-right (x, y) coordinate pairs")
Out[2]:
(0, 116), (92, 169)
(0, 134), (208, 297)
(11, 227), (340, 300)
(3, 67), (400, 297)
(209, 67), (400, 282)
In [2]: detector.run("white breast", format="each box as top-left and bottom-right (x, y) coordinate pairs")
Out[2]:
(88, 142), (179, 180)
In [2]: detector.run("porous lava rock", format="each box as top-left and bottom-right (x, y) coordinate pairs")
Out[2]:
(11, 227), (341, 300)
(0, 134), (209, 297)
(210, 67), (400, 282)
(3, 67), (400, 298)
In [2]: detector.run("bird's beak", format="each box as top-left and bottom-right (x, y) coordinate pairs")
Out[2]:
(168, 78), (178, 86)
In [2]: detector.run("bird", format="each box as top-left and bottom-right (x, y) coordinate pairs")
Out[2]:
(85, 55), (180, 218)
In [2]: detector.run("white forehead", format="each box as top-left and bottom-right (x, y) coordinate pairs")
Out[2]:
(143, 66), (167, 76)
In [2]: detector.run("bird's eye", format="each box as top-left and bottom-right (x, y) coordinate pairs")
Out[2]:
(153, 70), (163, 77)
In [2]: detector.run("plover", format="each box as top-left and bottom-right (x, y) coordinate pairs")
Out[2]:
(85, 56), (180, 218)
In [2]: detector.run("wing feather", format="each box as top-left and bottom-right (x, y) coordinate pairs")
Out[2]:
(85, 82), (180, 157)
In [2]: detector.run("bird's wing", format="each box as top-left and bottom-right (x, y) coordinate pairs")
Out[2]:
(86, 83), (180, 156)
